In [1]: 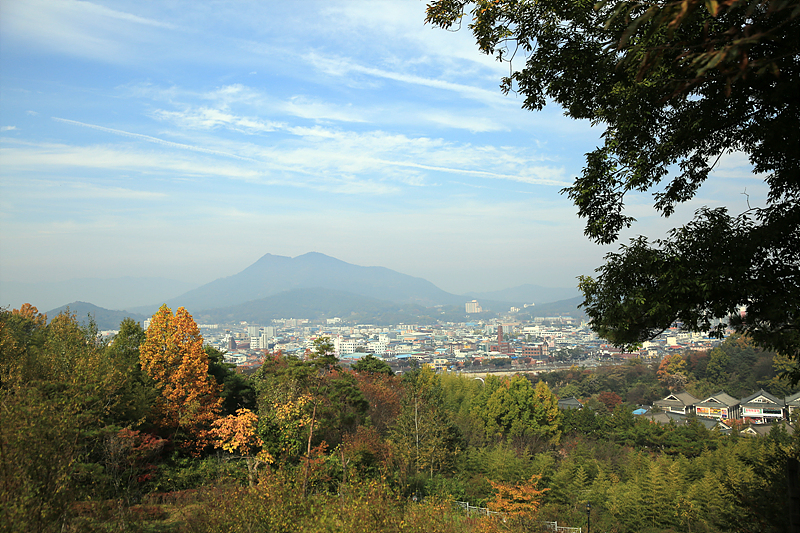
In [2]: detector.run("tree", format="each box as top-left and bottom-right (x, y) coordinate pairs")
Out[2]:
(473, 375), (562, 444)
(390, 366), (460, 483)
(426, 0), (800, 380)
(352, 353), (394, 376)
(485, 475), (548, 532)
(352, 371), (403, 434)
(205, 345), (256, 415)
(531, 380), (562, 444)
(210, 408), (268, 486)
(598, 391), (623, 410)
(105, 318), (156, 427)
(139, 305), (222, 453)
(705, 346), (730, 384)
(657, 353), (689, 390)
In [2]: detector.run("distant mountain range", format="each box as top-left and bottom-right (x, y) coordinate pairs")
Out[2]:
(8, 252), (585, 328)
(0, 276), (197, 313)
(47, 292), (585, 330)
(45, 301), (149, 330)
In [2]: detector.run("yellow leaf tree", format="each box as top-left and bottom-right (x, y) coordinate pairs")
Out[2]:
(140, 305), (221, 453)
(483, 474), (548, 533)
(211, 408), (270, 485)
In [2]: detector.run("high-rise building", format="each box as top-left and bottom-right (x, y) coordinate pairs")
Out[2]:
(465, 300), (482, 313)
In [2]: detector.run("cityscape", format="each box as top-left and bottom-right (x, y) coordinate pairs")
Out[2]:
(188, 309), (718, 374)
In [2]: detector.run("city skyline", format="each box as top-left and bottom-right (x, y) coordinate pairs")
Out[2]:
(0, 1), (764, 296)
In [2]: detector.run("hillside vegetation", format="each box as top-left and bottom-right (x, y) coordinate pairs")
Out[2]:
(1, 304), (798, 533)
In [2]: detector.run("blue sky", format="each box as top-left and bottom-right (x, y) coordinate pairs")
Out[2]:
(0, 0), (765, 296)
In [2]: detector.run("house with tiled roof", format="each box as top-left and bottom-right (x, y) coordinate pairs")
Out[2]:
(740, 421), (795, 437)
(785, 391), (800, 419)
(739, 390), (785, 424)
(694, 392), (741, 421)
(557, 397), (583, 410)
(654, 391), (699, 415)
(641, 411), (731, 432)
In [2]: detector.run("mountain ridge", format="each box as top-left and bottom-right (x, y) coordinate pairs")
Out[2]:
(155, 252), (463, 313)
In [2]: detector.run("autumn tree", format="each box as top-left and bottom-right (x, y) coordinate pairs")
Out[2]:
(657, 354), (689, 390)
(210, 408), (269, 486)
(0, 304), (47, 387)
(139, 305), (222, 453)
(352, 371), (403, 435)
(598, 391), (623, 410)
(484, 475), (548, 532)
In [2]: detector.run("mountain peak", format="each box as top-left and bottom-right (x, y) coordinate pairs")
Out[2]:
(164, 252), (461, 311)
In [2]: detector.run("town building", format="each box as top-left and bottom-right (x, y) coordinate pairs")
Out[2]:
(654, 391), (699, 415)
(465, 300), (482, 313)
(694, 392), (741, 421)
(739, 390), (785, 424)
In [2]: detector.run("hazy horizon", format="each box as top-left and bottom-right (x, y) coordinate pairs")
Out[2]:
(0, 251), (581, 312)
(0, 1), (765, 296)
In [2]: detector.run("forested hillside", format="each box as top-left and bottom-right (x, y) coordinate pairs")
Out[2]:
(2, 304), (798, 532)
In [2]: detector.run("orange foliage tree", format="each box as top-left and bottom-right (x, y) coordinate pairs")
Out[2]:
(657, 353), (689, 390)
(140, 305), (221, 453)
(483, 474), (548, 532)
(211, 408), (270, 485)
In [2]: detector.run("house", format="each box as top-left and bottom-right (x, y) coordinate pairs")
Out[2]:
(694, 392), (741, 421)
(740, 421), (795, 437)
(557, 397), (583, 410)
(641, 411), (730, 432)
(785, 391), (800, 419)
(642, 411), (688, 425)
(654, 391), (699, 415)
(739, 390), (785, 424)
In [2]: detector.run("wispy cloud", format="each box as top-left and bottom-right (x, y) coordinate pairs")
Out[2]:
(44, 116), (568, 190)
(51, 118), (262, 162)
(305, 52), (510, 105)
(1, 126), (18, 132)
(13, 179), (167, 201)
(1, 0), (176, 64)
(150, 108), (285, 133)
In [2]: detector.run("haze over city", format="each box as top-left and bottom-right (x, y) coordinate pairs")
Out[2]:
(0, 0), (765, 300)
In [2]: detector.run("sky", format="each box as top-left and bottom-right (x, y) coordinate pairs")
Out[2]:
(0, 0), (766, 298)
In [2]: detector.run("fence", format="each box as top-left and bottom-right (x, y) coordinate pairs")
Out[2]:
(454, 501), (504, 518)
(543, 520), (582, 533)
(454, 503), (582, 532)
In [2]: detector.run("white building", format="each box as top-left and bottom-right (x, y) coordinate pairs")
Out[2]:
(465, 300), (482, 313)
(334, 336), (356, 356)
(367, 340), (388, 355)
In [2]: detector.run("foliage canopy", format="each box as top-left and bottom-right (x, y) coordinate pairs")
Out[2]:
(140, 305), (222, 453)
(426, 0), (800, 379)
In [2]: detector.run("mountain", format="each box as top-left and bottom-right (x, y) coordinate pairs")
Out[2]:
(46, 302), (148, 331)
(191, 288), (433, 326)
(155, 252), (463, 312)
(465, 284), (580, 304)
(1, 276), (198, 312)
